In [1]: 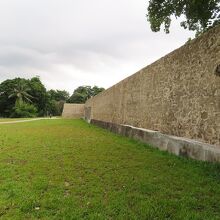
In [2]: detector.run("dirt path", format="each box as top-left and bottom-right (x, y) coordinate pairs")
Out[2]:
(0, 118), (59, 124)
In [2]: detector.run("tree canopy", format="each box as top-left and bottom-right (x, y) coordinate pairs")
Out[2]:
(8, 79), (33, 105)
(0, 77), (104, 118)
(0, 77), (70, 118)
(48, 89), (70, 102)
(68, 86), (105, 104)
(147, 0), (220, 34)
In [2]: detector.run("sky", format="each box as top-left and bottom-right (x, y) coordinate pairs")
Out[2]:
(0, 0), (195, 94)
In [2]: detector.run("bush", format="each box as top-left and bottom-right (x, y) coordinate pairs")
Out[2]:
(46, 100), (65, 116)
(10, 102), (37, 118)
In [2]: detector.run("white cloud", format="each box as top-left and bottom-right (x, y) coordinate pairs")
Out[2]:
(0, 0), (195, 93)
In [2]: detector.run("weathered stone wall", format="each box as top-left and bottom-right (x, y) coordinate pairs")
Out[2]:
(62, 104), (85, 118)
(85, 26), (220, 147)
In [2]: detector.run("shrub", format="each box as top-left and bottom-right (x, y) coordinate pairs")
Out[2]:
(10, 102), (37, 118)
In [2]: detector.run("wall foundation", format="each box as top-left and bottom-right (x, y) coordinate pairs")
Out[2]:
(90, 119), (220, 162)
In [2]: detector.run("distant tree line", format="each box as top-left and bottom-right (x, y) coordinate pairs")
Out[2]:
(0, 77), (104, 118)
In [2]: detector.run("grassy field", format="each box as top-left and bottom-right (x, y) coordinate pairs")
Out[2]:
(0, 119), (219, 219)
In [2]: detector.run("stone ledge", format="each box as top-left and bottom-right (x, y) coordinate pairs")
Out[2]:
(90, 119), (220, 163)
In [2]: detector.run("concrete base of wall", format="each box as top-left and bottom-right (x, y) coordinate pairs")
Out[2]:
(90, 119), (220, 163)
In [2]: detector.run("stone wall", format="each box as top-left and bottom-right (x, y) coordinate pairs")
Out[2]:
(85, 26), (220, 147)
(62, 104), (85, 118)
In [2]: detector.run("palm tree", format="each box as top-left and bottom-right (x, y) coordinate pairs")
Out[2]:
(8, 80), (33, 105)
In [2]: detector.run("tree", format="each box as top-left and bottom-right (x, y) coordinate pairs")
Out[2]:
(10, 102), (37, 118)
(92, 86), (105, 96)
(8, 79), (33, 105)
(0, 77), (48, 117)
(6, 79), (39, 118)
(0, 78), (103, 117)
(68, 86), (105, 104)
(147, 0), (220, 34)
(47, 90), (70, 116)
(28, 77), (48, 116)
(47, 89), (70, 101)
(0, 79), (19, 117)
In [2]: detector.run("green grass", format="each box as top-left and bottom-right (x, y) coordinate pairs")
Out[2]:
(0, 119), (220, 219)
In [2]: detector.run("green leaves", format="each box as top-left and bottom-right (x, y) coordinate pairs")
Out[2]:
(8, 80), (34, 105)
(68, 86), (105, 104)
(0, 77), (104, 117)
(10, 102), (37, 118)
(147, 0), (220, 34)
(0, 77), (48, 117)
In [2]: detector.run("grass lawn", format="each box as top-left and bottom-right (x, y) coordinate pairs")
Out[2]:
(0, 119), (220, 219)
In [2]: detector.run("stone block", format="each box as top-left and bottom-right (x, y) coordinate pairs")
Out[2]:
(89, 119), (220, 162)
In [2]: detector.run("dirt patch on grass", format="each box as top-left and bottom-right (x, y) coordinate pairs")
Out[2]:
(1, 158), (27, 165)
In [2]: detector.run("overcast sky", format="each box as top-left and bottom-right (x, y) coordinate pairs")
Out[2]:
(0, 0), (195, 93)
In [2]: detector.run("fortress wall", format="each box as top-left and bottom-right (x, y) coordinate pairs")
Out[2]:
(85, 26), (220, 147)
(62, 104), (85, 118)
